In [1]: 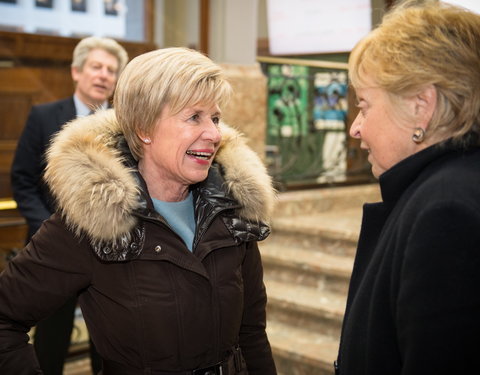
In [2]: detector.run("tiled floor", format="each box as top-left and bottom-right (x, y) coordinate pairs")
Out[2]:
(64, 357), (92, 375)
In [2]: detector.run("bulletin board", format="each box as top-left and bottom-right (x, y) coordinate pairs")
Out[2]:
(260, 56), (351, 188)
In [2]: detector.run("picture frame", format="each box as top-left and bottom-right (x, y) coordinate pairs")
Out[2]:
(71, 0), (86, 12)
(35, 0), (53, 9)
(104, 0), (118, 16)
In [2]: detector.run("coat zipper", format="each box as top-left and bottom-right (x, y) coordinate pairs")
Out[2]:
(137, 204), (240, 364)
(192, 204), (240, 251)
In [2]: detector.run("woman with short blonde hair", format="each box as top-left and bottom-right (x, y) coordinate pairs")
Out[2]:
(336, 1), (480, 374)
(114, 47), (232, 160)
(0, 47), (277, 375)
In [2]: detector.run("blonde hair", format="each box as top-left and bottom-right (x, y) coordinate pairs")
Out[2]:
(114, 47), (232, 160)
(72, 36), (128, 74)
(349, 0), (480, 143)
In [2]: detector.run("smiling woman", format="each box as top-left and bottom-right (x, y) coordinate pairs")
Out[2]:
(137, 102), (223, 202)
(0, 47), (278, 375)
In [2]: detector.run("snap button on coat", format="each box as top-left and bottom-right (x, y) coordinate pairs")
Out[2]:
(154, 245), (162, 253)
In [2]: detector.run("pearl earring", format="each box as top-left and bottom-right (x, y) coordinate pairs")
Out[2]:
(143, 138), (151, 144)
(412, 128), (425, 144)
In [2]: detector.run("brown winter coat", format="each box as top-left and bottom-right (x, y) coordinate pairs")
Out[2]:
(0, 110), (277, 375)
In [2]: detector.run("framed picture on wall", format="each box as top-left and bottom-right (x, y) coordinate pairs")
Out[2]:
(71, 0), (86, 12)
(35, 0), (53, 8)
(104, 0), (118, 16)
(35, 27), (59, 35)
(0, 0), (17, 4)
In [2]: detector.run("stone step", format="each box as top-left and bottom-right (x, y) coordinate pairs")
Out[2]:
(267, 320), (338, 375)
(274, 183), (380, 217)
(265, 279), (346, 339)
(261, 242), (353, 294)
(266, 208), (362, 257)
(262, 185), (377, 375)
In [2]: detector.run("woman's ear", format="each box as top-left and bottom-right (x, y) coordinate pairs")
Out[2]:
(137, 132), (151, 145)
(415, 84), (437, 129)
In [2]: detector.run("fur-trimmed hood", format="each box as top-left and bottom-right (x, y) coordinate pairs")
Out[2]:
(44, 109), (276, 245)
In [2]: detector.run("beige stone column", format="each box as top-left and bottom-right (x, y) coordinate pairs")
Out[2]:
(209, 0), (258, 64)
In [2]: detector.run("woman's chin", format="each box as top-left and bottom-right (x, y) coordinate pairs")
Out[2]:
(370, 165), (382, 179)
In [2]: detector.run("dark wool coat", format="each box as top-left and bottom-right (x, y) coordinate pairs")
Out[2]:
(335, 135), (480, 375)
(0, 110), (277, 375)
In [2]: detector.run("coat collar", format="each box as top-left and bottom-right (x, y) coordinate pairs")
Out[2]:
(44, 109), (276, 246)
(379, 133), (479, 206)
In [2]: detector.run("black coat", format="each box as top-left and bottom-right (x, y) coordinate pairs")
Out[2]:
(336, 136), (480, 375)
(11, 97), (76, 239)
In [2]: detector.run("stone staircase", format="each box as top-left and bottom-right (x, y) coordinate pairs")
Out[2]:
(260, 183), (381, 375)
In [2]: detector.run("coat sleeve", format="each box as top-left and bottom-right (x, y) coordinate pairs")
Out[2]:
(0, 214), (93, 374)
(11, 106), (53, 237)
(239, 241), (277, 375)
(397, 201), (480, 374)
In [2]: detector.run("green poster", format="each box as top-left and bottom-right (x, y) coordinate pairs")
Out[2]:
(267, 64), (309, 140)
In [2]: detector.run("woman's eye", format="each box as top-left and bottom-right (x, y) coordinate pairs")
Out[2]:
(212, 116), (220, 125)
(355, 101), (367, 116)
(189, 114), (200, 122)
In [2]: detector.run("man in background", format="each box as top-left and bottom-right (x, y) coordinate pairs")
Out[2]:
(11, 36), (128, 375)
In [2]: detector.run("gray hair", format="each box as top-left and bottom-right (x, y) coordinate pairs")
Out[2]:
(71, 36), (128, 74)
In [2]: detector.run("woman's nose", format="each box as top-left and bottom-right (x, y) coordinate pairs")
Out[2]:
(204, 120), (222, 143)
(349, 113), (362, 139)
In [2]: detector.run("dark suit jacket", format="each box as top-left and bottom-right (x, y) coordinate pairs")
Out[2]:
(11, 97), (76, 239)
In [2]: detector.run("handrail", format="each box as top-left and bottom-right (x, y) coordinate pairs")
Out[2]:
(0, 199), (17, 210)
(256, 55), (348, 70)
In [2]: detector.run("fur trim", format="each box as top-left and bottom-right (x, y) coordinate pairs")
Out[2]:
(216, 123), (276, 224)
(45, 110), (140, 244)
(44, 109), (276, 243)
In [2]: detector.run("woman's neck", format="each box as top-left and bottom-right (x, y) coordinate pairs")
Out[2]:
(138, 160), (189, 202)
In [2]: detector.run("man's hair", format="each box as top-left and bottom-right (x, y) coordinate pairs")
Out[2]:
(71, 36), (128, 74)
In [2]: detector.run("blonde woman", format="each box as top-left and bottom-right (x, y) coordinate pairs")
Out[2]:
(1, 48), (277, 375)
(336, 1), (480, 374)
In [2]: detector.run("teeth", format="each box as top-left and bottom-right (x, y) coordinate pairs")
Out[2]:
(186, 150), (213, 159)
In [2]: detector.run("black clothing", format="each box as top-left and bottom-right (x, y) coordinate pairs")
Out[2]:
(11, 97), (75, 239)
(336, 137), (480, 374)
(10, 96), (101, 375)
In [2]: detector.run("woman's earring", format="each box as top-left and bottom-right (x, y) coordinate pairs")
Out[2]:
(412, 128), (425, 144)
(143, 138), (151, 144)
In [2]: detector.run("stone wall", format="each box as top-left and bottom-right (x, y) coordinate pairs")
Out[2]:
(220, 63), (267, 159)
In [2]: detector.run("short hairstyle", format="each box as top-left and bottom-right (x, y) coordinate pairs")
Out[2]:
(114, 47), (233, 160)
(349, 0), (480, 144)
(71, 36), (129, 75)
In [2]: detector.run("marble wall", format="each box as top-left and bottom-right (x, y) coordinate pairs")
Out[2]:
(220, 63), (267, 160)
